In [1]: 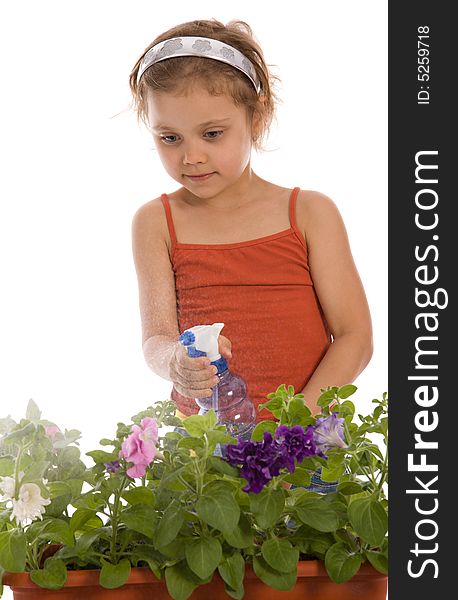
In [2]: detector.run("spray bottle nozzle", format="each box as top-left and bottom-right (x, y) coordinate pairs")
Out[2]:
(179, 323), (227, 371)
(179, 330), (195, 346)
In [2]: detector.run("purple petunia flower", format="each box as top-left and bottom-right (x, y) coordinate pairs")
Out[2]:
(274, 425), (317, 465)
(104, 460), (121, 473)
(226, 432), (286, 493)
(225, 425), (321, 494)
(313, 413), (347, 455)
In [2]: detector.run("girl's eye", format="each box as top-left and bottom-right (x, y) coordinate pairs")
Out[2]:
(204, 130), (223, 140)
(160, 134), (180, 144)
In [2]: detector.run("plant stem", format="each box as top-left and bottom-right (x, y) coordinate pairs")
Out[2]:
(156, 402), (168, 428)
(109, 475), (128, 563)
(13, 444), (24, 499)
(334, 394), (379, 492)
(376, 445), (388, 496)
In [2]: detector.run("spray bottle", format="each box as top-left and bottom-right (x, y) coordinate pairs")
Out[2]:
(179, 323), (256, 440)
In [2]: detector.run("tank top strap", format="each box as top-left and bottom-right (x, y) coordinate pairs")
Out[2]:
(289, 187), (306, 248)
(160, 193), (178, 249)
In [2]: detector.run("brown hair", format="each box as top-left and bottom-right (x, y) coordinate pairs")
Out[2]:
(128, 19), (280, 151)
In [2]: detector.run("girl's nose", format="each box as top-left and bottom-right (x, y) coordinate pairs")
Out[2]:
(182, 142), (207, 165)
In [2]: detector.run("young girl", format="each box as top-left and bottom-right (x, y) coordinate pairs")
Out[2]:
(129, 19), (373, 420)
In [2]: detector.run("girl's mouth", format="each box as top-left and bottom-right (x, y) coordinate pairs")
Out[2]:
(185, 172), (215, 182)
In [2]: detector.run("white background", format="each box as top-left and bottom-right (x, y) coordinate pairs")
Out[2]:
(0, 1), (386, 574)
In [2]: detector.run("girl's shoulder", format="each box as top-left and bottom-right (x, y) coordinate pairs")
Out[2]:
(295, 189), (345, 242)
(295, 189), (339, 216)
(131, 195), (173, 255)
(296, 190), (339, 222)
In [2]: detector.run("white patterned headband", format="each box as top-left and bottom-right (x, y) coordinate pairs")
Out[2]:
(136, 36), (261, 93)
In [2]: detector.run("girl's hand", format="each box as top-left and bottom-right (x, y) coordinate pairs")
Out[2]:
(169, 335), (232, 398)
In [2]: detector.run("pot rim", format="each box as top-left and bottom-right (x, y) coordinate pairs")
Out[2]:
(3, 561), (386, 589)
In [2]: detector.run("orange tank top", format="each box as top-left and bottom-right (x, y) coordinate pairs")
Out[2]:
(161, 187), (331, 421)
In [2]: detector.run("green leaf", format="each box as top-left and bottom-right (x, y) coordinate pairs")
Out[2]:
(338, 385), (357, 399)
(360, 442), (384, 461)
(130, 544), (162, 579)
(159, 465), (189, 492)
(207, 456), (239, 477)
(99, 438), (115, 446)
(39, 519), (75, 546)
(185, 536), (222, 579)
(99, 558), (131, 589)
(57, 446), (81, 466)
(73, 528), (106, 553)
(338, 400), (356, 418)
(296, 524), (333, 552)
(218, 552), (245, 593)
(251, 420), (277, 442)
(158, 539), (186, 560)
(165, 563), (198, 600)
(366, 550), (388, 574)
(177, 437), (204, 450)
(0, 415), (16, 435)
(336, 481), (364, 495)
(258, 397), (284, 413)
(261, 538), (299, 572)
(320, 462), (345, 482)
(223, 513), (253, 548)
(155, 501), (185, 548)
(70, 509), (103, 534)
(348, 497), (388, 546)
(85, 449), (119, 464)
(286, 396), (311, 423)
(0, 457), (14, 477)
(250, 488), (284, 529)
(182, 410), (217, 437)
(26, 399), (41, 421)
(122, 486), (156, 506)
(295, 499), (340, 532)
(72, 492), (105, 510)
(47, 481), (74, 499)
(284, 467), (312, 487)
(0, 530), (26, 572)
(30, 558), (67, 589)
(196, 482), (240, 532)
(207, 429), (237, 449)
(3, 422), (36, 443)
(317, 392), (335, 408)
(120, 504), (157, 538)
(252, 556), (296, 591)
(325, 542), (362, 583)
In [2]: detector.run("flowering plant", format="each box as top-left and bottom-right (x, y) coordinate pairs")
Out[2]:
(0, 385), (388, 599)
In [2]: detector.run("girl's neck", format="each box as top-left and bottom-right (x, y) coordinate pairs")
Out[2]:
(180, 168), (267, 212)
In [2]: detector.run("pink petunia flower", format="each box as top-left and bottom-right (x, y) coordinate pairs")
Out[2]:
(44, 424), (61, 439)
(120, 417), (158, 478)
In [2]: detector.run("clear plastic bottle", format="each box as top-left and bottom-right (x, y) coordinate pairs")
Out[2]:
(179, 323), (256, 440)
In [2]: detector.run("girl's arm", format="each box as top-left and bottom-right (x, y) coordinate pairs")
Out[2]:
(131, 198), (223, 399)
(132, 199), (181, 379)
(297, 191), (373, 414)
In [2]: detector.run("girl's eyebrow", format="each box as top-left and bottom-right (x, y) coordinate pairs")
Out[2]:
(152, 117), (231, 132)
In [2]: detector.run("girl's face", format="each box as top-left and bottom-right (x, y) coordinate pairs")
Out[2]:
(147, 86), (255, 198)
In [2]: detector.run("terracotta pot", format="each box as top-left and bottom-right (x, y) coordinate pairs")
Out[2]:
(4, 561), (387, 600)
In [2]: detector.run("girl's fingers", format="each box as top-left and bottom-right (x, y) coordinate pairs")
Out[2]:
(218, 335), (232, 359)
(178, 362), (218, 383)
(173, 369), (219, 391)
(170, 358), (218, 394)
(173, 382), (213, 399)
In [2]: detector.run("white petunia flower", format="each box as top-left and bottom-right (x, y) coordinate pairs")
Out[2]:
(0, 476), (16, 501)
(10, 482), (51, 525)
